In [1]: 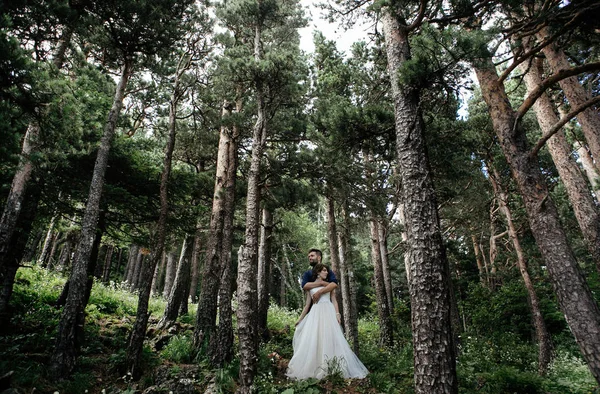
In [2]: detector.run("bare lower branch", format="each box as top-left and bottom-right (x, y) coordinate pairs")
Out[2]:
(529, 95), (600, 158)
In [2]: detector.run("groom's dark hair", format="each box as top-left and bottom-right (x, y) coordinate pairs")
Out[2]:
(308, 248), (322, 258)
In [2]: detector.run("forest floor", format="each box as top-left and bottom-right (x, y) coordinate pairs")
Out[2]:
(2, 267), (599, 394)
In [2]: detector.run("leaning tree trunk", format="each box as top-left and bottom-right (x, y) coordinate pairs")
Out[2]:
(0, 186), (41, 318)
(237, 21), (268, 392)
(127, 54), (184, 377)
(378, 218), (394, 318)
(369, 217), (393, 348)
(489, 165), (553, 375)
(0, 29), (72, 316)
(193, 100), (236, 352)
(573, 140), (600, 191)
(50, 59), (133, 379)
(522, 53), (600, 268)
(381, 7), (457, 393)
(257, 207), (273, 342)
(538, 26), (600, 173)
(473, 54), (600, 383)
(159, 236), (194, 328)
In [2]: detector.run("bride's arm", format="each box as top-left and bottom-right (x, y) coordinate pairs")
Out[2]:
(331, 289), (341, 324)
(295, 291), (312, 326)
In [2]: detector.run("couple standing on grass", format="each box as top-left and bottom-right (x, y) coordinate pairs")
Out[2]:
(286, 248), (368, 380)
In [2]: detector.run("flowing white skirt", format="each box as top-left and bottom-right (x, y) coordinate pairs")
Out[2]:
(286, 292), (368, 380)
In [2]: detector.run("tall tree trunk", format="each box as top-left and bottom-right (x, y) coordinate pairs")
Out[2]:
(488, 165), (553, 375)
(338, 203), (359, 353)
(162, 251), (177, 296)
(473, 54), (600, 383)
(237, 18), (268, 391)
(326, 193), (344, 324)
(0, 29), (72, 314)
(257, 207), (273, 342)
(101, 245), (114, 283)
(538, 26), (600, 172)
(159, 236), (194, 328)
(522, 54), (600, 267)
(370, 218), (393, 347)
(378, 219), (394, 316)
(38, 216), (57, 267)
(188, 230), (202, 303)
(193, 100), (237, 351)
(381, 7), (457, 393)
(206, 92), (240, 367)
(0, 186), (41, 318)
(49, 60), (132, 379)
(127, 53), (186, 376)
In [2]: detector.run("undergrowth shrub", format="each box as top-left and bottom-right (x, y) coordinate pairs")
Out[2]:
(161, 334), (194, 363)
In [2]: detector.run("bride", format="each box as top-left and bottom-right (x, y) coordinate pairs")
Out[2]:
(286, 263), (368, 380)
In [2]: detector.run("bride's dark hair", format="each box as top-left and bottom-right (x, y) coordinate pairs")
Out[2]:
(311, 263), (329, 281)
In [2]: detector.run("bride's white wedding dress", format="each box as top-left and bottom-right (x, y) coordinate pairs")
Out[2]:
(286, 288), (368, 380)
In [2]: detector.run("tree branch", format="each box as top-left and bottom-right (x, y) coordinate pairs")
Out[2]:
(529, 95), (600, 158)
(514, 61), (600, 130)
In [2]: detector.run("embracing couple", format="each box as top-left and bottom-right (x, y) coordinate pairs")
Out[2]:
(286, 248), (368, 380)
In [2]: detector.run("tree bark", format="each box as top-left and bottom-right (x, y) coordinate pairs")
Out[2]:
(162, 251), (178, 297)
(489, 165), (553, 374)
(193, 100), (237, 352)
(573, 140), (600, 191)
(257, 207), (273, 342)
(522, 54), (600, 268)
(38, 216), (57, 267)
(50, 59), (133, 379)
(381, 7), (457, 393)
(538, 26), (600, 173)
(188, 230), (202, 303)
(159, 236), (194, 328)
(127, 53), (185, 376)
(370, 218), (393, 348)
(378, 218), (394, 317)
(326, 193), (345, 325)
(337, 202), (359, 353)
(473, 54), (600, 383)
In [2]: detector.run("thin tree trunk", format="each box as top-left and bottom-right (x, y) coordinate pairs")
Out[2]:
(102, 245), (114, 283)
(471, 233), (486, 284)
(382, 7), (457, 393)
(188, 230), (202, 303)
(127, 51), (186, 376)
(162, 251), (177, 297)
(489, 165), (553, 375)
(378, 219), (394, 316)
(257, 207), (273, 342)
(473, 54), (600, 383)
(50, 59), (132, 379)
(370, 218), (393, 347)
(338, 203), (359, 353)
(237, 19), (268, 391)
(326, 193), (344, 325)
(38, 217), (57, 267)
(159, 236), (194, 328)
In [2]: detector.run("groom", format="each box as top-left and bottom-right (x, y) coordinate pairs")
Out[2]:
(301, 248), (338, 303)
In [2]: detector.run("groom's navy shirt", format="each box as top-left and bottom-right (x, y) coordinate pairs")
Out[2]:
(301, 268), (338, 289)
